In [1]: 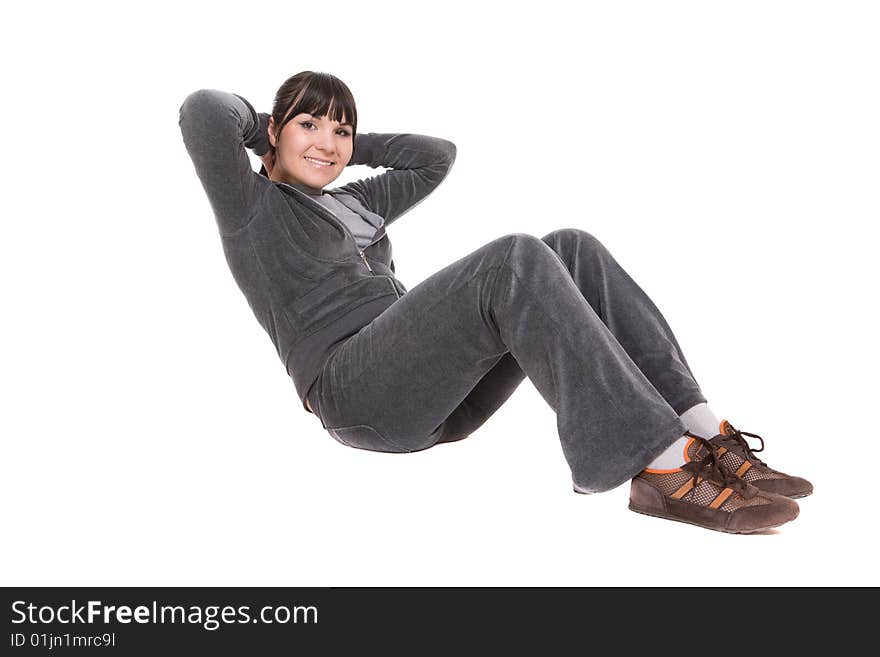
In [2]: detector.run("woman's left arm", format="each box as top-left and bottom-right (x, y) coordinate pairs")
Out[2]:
(334, 132), (457, 227)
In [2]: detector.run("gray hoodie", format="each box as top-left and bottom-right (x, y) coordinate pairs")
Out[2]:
(178, 89), (457, 414)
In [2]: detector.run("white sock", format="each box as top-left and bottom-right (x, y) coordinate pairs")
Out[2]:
(679, 402), (721, 441)
(645, 403), (722, 470)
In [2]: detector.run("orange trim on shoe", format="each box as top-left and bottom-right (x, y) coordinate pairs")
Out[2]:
(642, 466), (684, 474)
(709, 487), (734, 509)
(671, 476), (701, 500)
(735, 461), (752, 477)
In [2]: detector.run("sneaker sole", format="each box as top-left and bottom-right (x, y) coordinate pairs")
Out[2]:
(627, 501), (797, 534)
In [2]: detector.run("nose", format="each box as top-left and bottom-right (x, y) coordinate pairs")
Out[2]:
(314, 130), (336, 155)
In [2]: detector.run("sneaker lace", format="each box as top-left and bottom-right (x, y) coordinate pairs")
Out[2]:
(717, 423), (768, 467)
(682, 432), (751, 496)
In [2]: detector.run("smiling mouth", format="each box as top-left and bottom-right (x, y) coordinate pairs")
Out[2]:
(305, 156), (334, 167)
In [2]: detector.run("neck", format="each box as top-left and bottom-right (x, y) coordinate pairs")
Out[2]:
(271, 174), (323, 196)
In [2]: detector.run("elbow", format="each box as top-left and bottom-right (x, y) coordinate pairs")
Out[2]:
(179, 88), (213, 119)
(179, 88), (225, 128)
(179, 89), (206, 130)
(444, 139), (457, 165)
(440, 139), (457, 169)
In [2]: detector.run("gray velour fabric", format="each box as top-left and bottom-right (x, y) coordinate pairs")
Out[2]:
(180, 89), (706, 492)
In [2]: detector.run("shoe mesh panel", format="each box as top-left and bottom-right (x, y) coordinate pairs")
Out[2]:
(686, 439), (702, 462)
(640, 449), (780, 513)
(640, 469), (772, 512)
(743, 467), (786, 481)
(719, 451), (745, 471)
(713, 434), (793, 483)
(638, 470), (692, 495)
(704, 438), (790, 483)
(720, 494), (771, 512)
(690, 480), (723, 506)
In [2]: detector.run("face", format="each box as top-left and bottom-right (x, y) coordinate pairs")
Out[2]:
(268, 107), (354, 192)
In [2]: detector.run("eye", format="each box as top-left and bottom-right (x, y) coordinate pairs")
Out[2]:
(300, 121), (351, 137)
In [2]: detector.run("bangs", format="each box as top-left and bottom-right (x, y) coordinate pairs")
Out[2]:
(279, 73), (357, 134)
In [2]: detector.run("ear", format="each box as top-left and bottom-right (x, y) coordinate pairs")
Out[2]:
(268, 117), (277, 148)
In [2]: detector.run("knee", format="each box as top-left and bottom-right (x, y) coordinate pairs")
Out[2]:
(549, 227), (606, 250)
(543, 227), (612, 263)
(501, 232), (561, 268)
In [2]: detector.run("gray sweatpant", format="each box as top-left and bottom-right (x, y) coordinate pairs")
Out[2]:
(306, 228), (707, 492)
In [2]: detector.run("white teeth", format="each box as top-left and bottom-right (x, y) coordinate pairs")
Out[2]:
(306, 157), (333, 166)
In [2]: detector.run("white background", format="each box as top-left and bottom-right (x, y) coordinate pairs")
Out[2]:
(2, 0), (878, 586)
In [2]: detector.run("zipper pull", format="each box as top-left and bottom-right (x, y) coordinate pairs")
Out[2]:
(359, 250), (374, 273)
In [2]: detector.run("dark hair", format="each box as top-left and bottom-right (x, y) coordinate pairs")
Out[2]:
(270, 70), (358, 146)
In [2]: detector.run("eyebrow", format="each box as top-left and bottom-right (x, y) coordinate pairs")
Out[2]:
(305, 114), (353, 128)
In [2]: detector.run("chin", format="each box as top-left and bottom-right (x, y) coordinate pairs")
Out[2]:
(296, 168), (336, 184)
(312, 173), (340, 186)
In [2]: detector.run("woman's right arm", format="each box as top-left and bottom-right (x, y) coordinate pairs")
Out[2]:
(178, 89), (272, 235)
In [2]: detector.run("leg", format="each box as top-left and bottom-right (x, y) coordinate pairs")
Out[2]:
(309, 233), (687, 492)
(433, 227), (707, 444)
(540, 228), (706, 414)
(431, 351), (526, 444)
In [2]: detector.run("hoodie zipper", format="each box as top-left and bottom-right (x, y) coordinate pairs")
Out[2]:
(280, 183), (399, 297)
(361, 229), (400, 298)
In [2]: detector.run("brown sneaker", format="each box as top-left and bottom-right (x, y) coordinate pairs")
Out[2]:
(709, 420), (813, 499)
(630, 434), (799, 534)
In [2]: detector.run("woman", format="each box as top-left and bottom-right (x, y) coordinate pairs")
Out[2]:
(179, 71), (811, 534)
